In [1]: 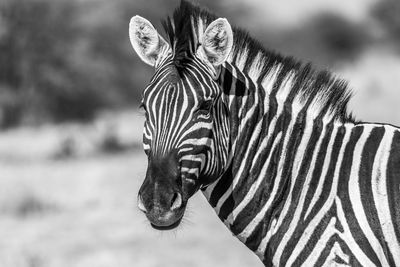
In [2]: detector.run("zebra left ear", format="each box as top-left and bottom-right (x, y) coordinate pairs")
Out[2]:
(129, 15), (170, 66)
(197, 18), (233, 67)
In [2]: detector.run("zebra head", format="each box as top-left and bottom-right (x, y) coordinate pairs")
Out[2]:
(129, 15), (233, 229)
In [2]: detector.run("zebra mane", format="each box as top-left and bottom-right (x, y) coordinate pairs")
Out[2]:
(161, 0), (217, 68)
(162, 0), (356, 122)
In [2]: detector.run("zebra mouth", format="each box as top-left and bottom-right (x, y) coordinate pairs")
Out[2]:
(150, 217), (183, 231)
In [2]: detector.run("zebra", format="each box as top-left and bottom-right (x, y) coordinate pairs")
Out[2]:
(129, 1), (400, 266)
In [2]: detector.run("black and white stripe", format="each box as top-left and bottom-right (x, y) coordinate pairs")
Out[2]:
(202, 58), (400, 265)
(141, 1), (400, 266)
(141, 53), (230, 184)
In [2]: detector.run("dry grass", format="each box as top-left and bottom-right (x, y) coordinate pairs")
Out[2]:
(0, 113), (261, 267)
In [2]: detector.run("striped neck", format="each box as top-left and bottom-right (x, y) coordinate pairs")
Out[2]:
(217, 41), (356, 171)
(202, 45), (357, 262)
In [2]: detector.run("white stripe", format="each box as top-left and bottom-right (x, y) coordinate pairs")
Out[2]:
(179, 137), (212, 147)
(235, 47), (248, 70)
(227, 66), (238, 108)
(256, 218), (276, 260)
(261, 64), (281, 95)
(181, 167), (199, 175)
(198, 18), (203, 44)
(231, 118), (262, 189)
(348, 126), (390, 266)
(180, 154), (206, 170)
(320, 242), (350, 267)
(300, 217), (338, 266)
(248, 52), (264, 82)
(371, 126), (400, 265)
(336, 196), (377, 266)
(153, 86), (168, 155)
(275, 71), (295, 104)
(163, 86), (180, 152)
(160, 90), (174, 155)
(143, 143), (150, 150)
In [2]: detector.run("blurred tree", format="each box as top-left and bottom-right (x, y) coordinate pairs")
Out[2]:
(0, 0), (372, 129)
(260, 13), (370, 69)
(0, 0), (107, 127)
(371, 0), (400, 45)
(0, 0), (250, 129)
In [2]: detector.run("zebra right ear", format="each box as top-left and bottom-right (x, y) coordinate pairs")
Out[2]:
(129, 15), (170, 66)
(197, 18), (233, 67)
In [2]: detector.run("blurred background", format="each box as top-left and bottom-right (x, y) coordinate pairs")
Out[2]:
(0, 0), (399, 266)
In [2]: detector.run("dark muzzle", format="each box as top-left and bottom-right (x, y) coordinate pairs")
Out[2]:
(137, 153), (187, 230)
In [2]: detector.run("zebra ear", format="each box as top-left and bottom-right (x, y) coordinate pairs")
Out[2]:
(129, 15), (170, 66)
(197, 18), (233, 67)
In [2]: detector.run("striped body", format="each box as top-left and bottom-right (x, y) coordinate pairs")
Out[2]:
(130, 2), (400, 266)
(203, 62), (400, 266)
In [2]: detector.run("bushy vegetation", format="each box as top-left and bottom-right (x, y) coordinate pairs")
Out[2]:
(260, 13), (371, 69)
(0, 0), (228, 128)
(0, 0), (376, 129)
(371, 0), (400, 45)
(0, 0), (152, 128)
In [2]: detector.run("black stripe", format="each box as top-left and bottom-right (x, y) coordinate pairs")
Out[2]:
(386, 130), (400, 248)
(359, 126), (397, 265)
(208, 165), (233, 208)
(301, 121), (334, 221)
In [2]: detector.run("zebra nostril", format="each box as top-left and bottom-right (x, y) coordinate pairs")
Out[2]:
(170, 192), (182, 210)
(137, 194), (147, 213)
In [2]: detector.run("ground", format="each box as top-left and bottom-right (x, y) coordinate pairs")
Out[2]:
(0, 112), (261, 267)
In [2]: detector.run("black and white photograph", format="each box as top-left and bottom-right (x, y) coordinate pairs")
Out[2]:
(0, 0), (399, 266)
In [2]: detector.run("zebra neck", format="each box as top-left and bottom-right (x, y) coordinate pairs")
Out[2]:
(202, 58), (355, 258)
(217, 51), (355, 163)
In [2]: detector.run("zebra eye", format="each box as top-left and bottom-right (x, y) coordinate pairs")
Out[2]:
(198, 100), (213, 112)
